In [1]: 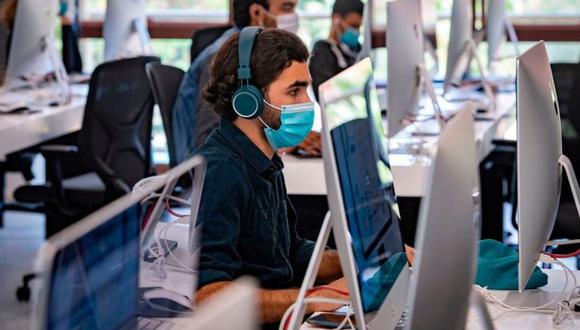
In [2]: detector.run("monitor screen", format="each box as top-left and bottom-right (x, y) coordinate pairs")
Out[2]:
(46, 205), (142, 330)
(322, 58), (405, 312)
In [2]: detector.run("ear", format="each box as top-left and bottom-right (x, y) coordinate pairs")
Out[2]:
(331, 13), (342, 25)
(249, 3), (265, 25)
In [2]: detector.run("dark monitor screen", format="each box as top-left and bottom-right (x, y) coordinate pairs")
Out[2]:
(322, 58), (405, 312)
(46, 205), (142, 330)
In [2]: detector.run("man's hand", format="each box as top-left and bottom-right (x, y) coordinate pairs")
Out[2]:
(279, 131), (322, 157)
(405, 244), (415, 266)
(308, 277), (349, 313)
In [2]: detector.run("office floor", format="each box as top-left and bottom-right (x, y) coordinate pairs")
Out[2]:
(0, 212), (44, 330)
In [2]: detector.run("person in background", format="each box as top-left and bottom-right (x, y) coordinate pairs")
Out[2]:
(171, 0), (300, 164)
(59, 0), (83, 74)
(309, 0), (364, 101)
(194, 28), (345, 329)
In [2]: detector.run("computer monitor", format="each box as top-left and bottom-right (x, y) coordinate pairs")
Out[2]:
(517, 41), (563, 291)
(444, 0), (473, 94)
(33, 177), (164, 330)
(487, 0), (520, 70)
(4, 0), (65, 90)
(319, 57), (409, 329)
(140, 155), (207, 255)
(405, 107), (481, 329)
(487, 0), (506, 67)
(386, 0), (424, 138)
(104, 0), (151, 61)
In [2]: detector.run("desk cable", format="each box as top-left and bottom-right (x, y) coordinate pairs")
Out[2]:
(146, 195), (198, 282)
(474, 253), (579, 328)
(280, 286), (351, 330)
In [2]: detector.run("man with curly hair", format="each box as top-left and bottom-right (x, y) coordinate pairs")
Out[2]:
(193, 28), (346, 328)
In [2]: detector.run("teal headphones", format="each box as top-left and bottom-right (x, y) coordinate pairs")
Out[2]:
(232, 26), (264, 119)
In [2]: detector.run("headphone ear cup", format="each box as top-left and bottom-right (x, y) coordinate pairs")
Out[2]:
(232, 85), (264, 119)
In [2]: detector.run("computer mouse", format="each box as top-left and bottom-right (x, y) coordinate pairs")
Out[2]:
(142, 288), (192, 312)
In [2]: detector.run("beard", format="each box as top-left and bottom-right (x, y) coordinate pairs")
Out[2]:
(260, 103), (282, 130)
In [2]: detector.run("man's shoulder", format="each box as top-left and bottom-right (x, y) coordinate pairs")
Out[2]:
(195, 135), (245, 176)
(194, 26), (239, 67)
(312, 40), (333, 53)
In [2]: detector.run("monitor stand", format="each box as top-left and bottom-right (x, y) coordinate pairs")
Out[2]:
(489, 18), (521, 64)
(400, 64), (446, 137)
(445, 39), (497, 112)
(132, 17), (152, 55)
(286, 212), (411, 330)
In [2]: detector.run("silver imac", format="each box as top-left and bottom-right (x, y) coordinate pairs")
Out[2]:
(386, 0), (424, 138)
(33, 171), (175, 330)
(444, 0), (473, 94)
(487, 0), (520, 71)
(487, 0), (506, 66)
(290, 58), (410, 330)
(516, 41), (578, 291)
(405, 107), (483, 329)
(4, 0), (68, 91)
(104, 0), (151, 61)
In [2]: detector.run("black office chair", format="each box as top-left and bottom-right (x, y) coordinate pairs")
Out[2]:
(13, 56), (160, 302)
(145, 63), (184, 169)
(549, 63), (580, 253)
(190, 25), (232, 63)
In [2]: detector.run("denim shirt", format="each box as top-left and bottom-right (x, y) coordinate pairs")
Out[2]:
(171, 26), (240, 164)
(194, 119), (315, 289)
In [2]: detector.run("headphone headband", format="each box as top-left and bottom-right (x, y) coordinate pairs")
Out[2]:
(237, 26), (263, 81)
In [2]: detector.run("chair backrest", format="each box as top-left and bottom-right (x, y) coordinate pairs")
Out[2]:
(551, 63), (580, 131)
(145, 62), (185, 168)
(79, 56), (160, 195)
(190, 25), (232, 63)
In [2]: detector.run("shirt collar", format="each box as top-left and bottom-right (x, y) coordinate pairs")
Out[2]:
(218, 118), (284, 175)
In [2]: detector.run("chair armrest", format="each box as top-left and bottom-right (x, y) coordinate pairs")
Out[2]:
(39, 144), (79, 156)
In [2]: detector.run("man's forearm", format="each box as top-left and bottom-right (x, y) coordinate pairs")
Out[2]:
(317, 249), (342, 283)
(196, 281), (299, 324)
(258, 287), (300, 324)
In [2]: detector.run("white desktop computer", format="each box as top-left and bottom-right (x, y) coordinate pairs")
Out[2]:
(287, 58), (410, 330)
(4, 0), (69, 100)
(405, 107), (490, 329)
(444, 0), (494, 108)
(444, 0), (473, 94)
(516, 40), (580, 292)
(104, 0), (152, 61)
(386, 0), (444, 138)
(33, 165), (194, 329)
(487, 0), (520, 71)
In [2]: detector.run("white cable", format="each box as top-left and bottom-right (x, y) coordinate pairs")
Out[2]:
(160, 218), (198, 274)
(476, 253), (577, 314)
(279, 297), (351, 330)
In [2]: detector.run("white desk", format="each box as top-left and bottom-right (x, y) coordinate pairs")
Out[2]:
(0, 84), (88, 161)
(301, 269), (580, 330)
(283, 92), (516, 197)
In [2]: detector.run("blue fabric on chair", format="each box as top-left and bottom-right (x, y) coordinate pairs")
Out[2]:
(476, 239), (548, 290)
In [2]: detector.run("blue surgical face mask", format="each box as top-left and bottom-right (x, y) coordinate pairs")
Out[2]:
(340, 27), (361, 52)
(259, 100), (315, 150)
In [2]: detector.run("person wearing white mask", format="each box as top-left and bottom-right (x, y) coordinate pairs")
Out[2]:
(309, 0), (364, 101)
(172, 0), (315, 166)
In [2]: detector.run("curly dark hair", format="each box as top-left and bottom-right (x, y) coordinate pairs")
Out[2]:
(203, 28), (309, 121)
